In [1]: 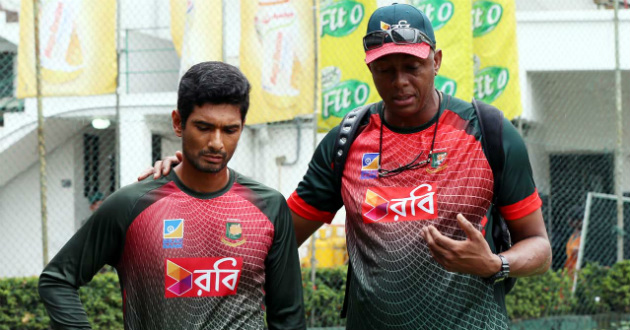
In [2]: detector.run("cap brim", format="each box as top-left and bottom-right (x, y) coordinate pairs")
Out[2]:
(365, 42), (431, 64)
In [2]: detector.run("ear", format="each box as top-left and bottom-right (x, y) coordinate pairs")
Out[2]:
(172, 110), (183, 137)
(433, 49), (443, 75)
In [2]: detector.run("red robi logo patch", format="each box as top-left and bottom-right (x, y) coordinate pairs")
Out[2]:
(362, 184), (438, 223)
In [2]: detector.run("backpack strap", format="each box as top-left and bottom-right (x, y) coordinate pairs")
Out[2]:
(472, 98), (504, 205)
(472, 98), (517, 294)
(332, 104), (373, 319)
(333, 104), (374, 185)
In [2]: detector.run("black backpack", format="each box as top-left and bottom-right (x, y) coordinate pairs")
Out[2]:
(333, 98), (515, 318)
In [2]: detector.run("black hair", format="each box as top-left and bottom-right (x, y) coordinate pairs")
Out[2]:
(177, 61), (251, 127)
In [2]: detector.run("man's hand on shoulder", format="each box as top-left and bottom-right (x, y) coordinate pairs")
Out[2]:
(137, 151), (183, 181)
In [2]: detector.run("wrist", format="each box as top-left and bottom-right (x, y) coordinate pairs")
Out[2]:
(484, 254), (510, 284)
(485, 254), (502, 277)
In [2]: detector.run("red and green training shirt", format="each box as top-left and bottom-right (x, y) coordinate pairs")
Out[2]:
(288, 95), (541, 330)
(39, 170), (306, 330)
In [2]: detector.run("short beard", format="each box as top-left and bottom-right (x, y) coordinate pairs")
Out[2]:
(183, 148), (228, 174)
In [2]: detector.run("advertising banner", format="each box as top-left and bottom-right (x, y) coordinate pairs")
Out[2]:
(318, 0), (379, 132)
(17, 0), (117, 97)
(410, 0), (474, 100)
(240, 0), (316, 124)
(170, 0), (223, 76)
(472, 0), (522, 119)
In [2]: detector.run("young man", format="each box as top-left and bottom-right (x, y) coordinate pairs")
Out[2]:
(39, 61), (306, 330)
(142, 5), (551, 330)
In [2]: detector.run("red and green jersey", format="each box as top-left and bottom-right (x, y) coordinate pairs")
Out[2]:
(288, 95), (541, 330)
(39, 170), (305, 330)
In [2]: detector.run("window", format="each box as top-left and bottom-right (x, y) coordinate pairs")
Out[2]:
(83, 134), (100, 197)
(152, 134), (162, 165)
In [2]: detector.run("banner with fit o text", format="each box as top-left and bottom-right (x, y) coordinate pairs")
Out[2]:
(410, 0), (474, 101)
(472, 0), (522, 119)
(318, 0), (379, 132)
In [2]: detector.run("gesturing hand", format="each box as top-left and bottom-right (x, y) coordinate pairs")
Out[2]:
(137, 151), (183, 181)
(420, 214), (501, 278)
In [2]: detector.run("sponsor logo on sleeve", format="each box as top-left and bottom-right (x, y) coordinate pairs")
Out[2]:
(362, 184), (438, 223)
(165, 257), (243, 298)
(163, 219), (184, 249)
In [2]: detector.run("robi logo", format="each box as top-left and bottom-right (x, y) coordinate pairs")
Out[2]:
(362, 184), (438, 223)
(165, 257), (242, 298)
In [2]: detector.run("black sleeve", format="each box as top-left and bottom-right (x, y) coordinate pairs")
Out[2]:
(264, 195), (307, 330)
(497, 117), (538, 207)
(291, 126), (344, 217)
(38, 190), (132, 330)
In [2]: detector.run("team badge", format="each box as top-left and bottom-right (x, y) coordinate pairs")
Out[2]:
(427, 152), (448, 173)
(163, 219), (184, 249)
(361, 153), (379, 179)
(221, 221), (246, 247)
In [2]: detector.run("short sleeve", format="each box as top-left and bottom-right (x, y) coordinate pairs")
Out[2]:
(496, 117), (542, 220)
(287, 126), (344, 223)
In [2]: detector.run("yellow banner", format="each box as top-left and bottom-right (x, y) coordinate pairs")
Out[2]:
(171, 0), (223, 76)
(240, 0), (316, 125)
(17, 0), (116, 98)
(472, 0), (522, 119)
(318, 0), (378, 132)
(410, 0), (473, 100)
(170, 0), (187, 57)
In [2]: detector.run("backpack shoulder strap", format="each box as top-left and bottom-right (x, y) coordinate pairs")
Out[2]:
(472, 99), (518, 294)
(472, 98), (504, 204)
(333, 103), (374, 185)
(332, 103), (373, 319)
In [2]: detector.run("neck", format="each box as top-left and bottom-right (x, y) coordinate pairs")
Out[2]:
(173, 162), (230, 194)
(419, 89), (441, 124)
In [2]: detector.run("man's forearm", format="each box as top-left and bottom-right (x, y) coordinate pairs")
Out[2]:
(39, 272), (91, 330)
(502, 236), (552, 277)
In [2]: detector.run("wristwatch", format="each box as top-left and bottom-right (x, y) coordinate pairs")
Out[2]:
(485, 254), (510, 284)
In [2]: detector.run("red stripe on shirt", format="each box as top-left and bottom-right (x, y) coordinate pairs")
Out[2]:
(499, 189), (542, 220)
(287, 191), (335, 224)
(480, 215), (488, 236)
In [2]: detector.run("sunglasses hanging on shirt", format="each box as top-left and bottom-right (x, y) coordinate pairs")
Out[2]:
(377, 91), (442, 178)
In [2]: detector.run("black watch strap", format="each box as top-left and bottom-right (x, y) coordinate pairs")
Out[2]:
(485, 254), (510, 284)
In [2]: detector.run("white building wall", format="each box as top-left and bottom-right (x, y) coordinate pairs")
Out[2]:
(0, 137), (76, 277)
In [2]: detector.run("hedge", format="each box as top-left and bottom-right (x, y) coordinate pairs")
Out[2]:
(2, 261), (629, 329)
(0, 271), (122, 330)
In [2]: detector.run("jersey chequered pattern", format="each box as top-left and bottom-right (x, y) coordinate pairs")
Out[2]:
(119, 180), (274, 329)
(39, 170), (305, 330)
(342, 102), (507, 330)
(289, 95), (541, 330)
